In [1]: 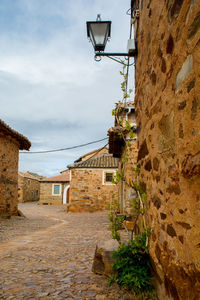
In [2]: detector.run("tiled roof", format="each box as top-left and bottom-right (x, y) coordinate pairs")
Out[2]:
(0, 119), (31, 150)
(67, 153), (119, 169)
(18, 171), (40, 181)
(41, 172), (70, 182)
(26, 171), (45, 180)
(74, 147), (108, 163)
(18, 171), (45, 181)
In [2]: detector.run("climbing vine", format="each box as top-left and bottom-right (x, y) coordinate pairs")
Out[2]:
(108, 62), (155, 298)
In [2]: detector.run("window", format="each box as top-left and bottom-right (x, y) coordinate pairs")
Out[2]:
(103, 171), (115, 185)
(31, 191), (34, 199)
(53, 184), (61, 195)
(36, 190), (39, 197)
(105, 173), (113, 182)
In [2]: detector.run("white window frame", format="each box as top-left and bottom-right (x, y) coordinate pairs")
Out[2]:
(102, 170), (116, 185)
(52, 184), (61, 196)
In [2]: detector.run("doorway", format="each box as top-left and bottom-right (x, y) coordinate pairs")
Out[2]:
(63, 185), (70, 204)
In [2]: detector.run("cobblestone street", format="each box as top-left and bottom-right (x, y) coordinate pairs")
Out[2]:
(0, 203), (135, 300)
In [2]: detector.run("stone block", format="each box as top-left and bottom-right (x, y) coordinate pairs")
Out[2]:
(182, 151), (200, 178)
(176, 55), (193, 90)
(92, 239), (119, 277)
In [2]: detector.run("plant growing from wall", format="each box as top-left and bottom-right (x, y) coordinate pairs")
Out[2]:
(109, 229), (155, 299)
(108, 62), (155, 298)
(108, 194), (131, 243)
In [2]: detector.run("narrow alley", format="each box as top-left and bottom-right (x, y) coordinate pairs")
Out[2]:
(0, 203), (135, 300)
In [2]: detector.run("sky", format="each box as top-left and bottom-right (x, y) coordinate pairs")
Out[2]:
(0, 0), (135, 177)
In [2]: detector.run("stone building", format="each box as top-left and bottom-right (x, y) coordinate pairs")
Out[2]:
(60, 169), (69, 175)
(18, 171), (41, 203)
(131, 0), (200, 298)
(74, 147), (109, 162)
(39, 171), (70, 205)
(67, 153), (119, 212)
(108, 102), (138, 216)
(25, 171), (45, 181)
(0, 119), (31, 216)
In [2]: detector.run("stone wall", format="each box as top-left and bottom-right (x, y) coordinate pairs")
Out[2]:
(0, 133), (19, 215)
(134, 0), (200, 299)
(79, 148), (108, 162)
(39, 182), (68, 205)
(18, 176), (40, 203)
(69, 169), (118, 212)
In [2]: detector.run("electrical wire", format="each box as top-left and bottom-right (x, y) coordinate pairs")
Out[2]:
(87, 143), (109, 160)
(19, 137), (108, 154)
(72, 142), (109, 167)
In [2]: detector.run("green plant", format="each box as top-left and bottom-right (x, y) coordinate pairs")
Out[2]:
(122, 152), (129, 164)
(108, 274), (116, 287)
(112, 170), (124, 185)
(111, 62), (134, 132)
(111, 229), (155, 298)
(108, 199), (125, 243)
(108, 62), (156, 298)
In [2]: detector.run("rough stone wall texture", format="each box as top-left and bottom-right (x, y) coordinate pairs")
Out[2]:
(69, 169), (118, 212)
(18, 176), (40, 203)
(0, 133), (19, 215)
(39, 182), (68, 205)
(134, 0), (200, 299)
(118, 140), (138, 216)
(18, 176), (24, 204)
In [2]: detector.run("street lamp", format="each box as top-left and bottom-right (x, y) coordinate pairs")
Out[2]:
(86, 14), (111, 52)
(86, 14), (137, 64)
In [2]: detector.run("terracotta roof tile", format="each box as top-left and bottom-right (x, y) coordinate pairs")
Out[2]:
(25, 171), (45, 180)
(0, 119), (31, 150)
(67, 154), (119, 169)
(18, 171), (40, 181)
(41, 171), (70, 182)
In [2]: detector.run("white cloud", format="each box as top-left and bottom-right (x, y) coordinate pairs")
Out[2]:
(0, 0), (135, 176)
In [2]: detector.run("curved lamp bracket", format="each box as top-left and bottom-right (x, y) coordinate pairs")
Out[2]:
(94, 51), (137, 66)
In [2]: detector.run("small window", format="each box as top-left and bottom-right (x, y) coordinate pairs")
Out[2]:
(53, 184), (61, 195)
(36, 190), (39, 197)
(31, 191), (34, 199)
(103, 171), (115, 185)
(105, 173), (113, 182)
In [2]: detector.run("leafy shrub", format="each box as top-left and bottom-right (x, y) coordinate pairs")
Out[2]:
(111, 230), (154, 297)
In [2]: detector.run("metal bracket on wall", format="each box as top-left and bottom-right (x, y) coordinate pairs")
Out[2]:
(94, 51), (137, 66)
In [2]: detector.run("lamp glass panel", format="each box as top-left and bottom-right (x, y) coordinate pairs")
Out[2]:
(90, 23), (108, 46)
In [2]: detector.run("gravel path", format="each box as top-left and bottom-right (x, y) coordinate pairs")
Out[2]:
(0, 202), (136, 300)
